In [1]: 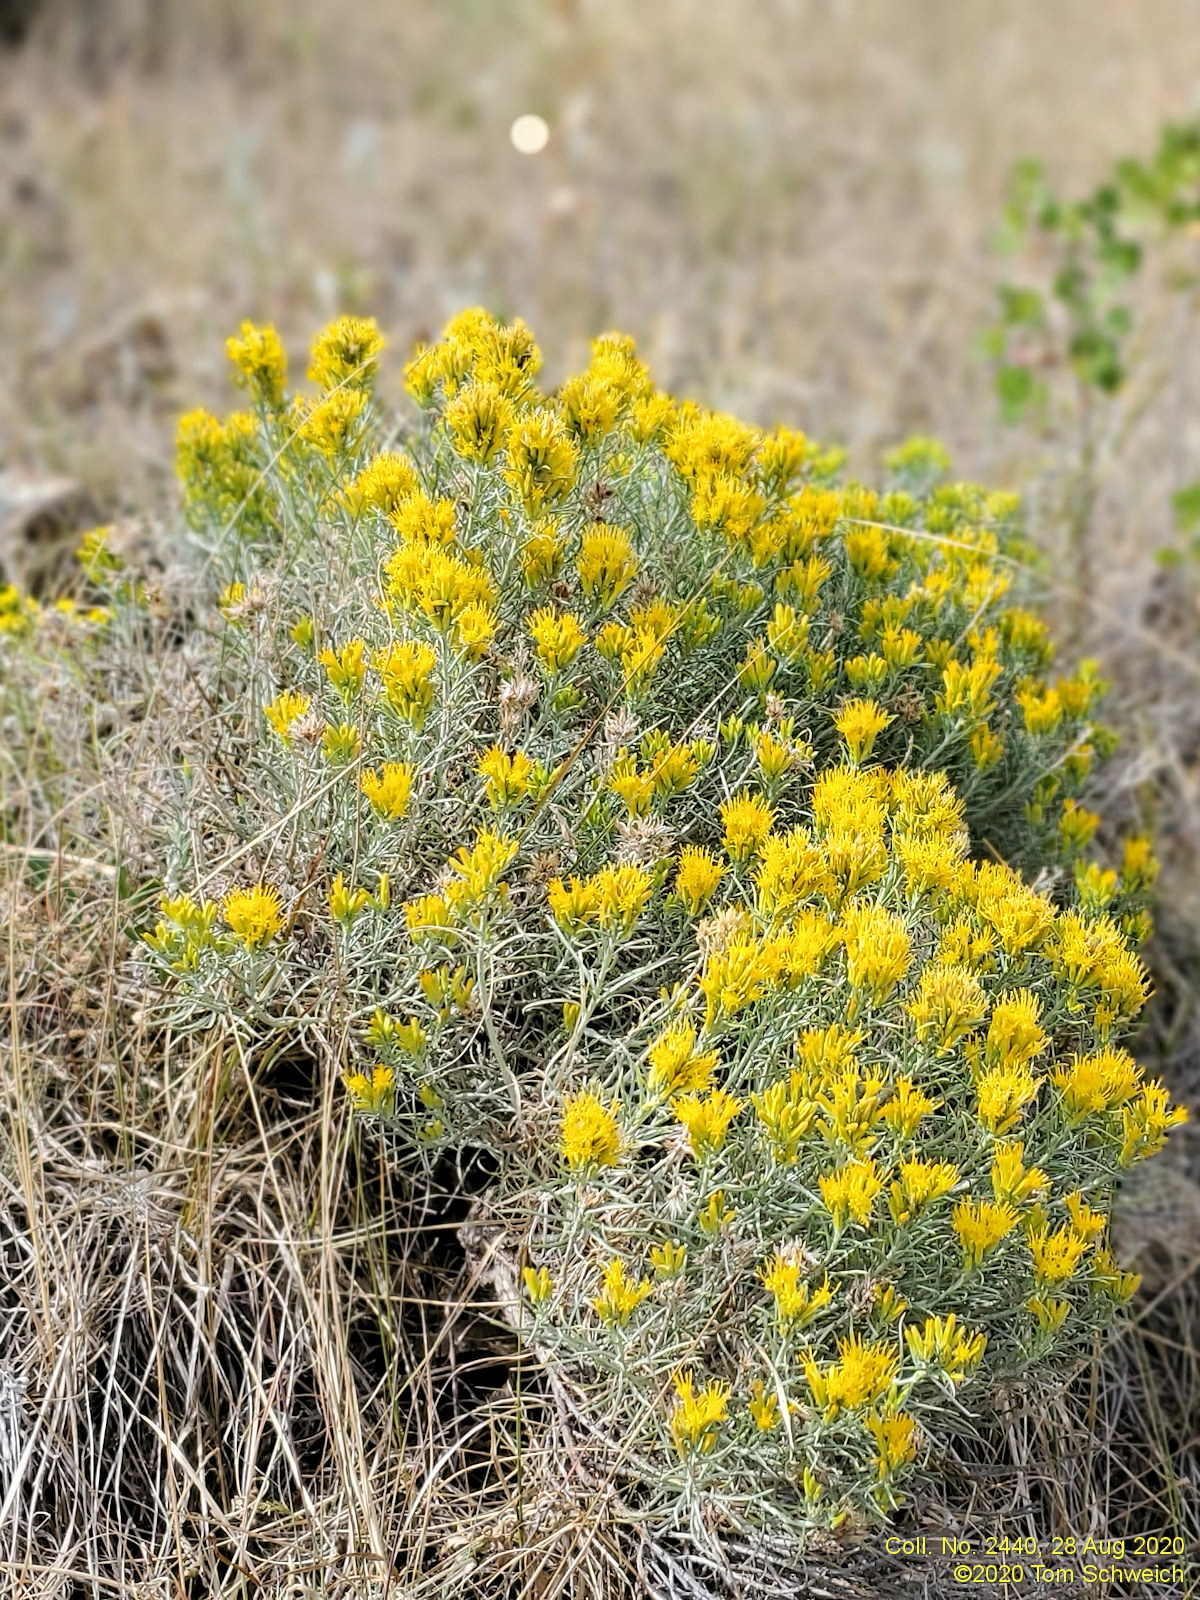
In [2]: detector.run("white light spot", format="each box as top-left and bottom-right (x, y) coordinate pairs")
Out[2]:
(510, 114), (550, 155)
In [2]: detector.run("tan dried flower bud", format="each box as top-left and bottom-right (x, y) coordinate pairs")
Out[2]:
(499, 673), (539, 738)
(616, 816), (675, 865)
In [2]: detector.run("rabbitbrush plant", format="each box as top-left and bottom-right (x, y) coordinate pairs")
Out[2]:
(12, 309), (1184, 1559)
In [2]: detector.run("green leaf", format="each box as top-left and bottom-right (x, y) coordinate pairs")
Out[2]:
(995, 365), (1036, 422)
(997, 284), (1043, 327)
(1172, 482), (1200, 531)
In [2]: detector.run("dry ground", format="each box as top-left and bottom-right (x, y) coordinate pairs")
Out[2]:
(4, 4), (1200, 1596)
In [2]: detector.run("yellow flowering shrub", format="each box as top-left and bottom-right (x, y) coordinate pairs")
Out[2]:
(55, 308), (1178, 1545)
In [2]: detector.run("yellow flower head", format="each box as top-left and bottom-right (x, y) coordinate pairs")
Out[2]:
(699, 931), (772, 1022)
(1118, 1081), (1188, 1166)
(385, 543), (498, 630)
(669, 1371), (730, 1456)
(576, 523), (638, 608)
(697, 1188), (736, 1234)
(989, 1140), (1048, 1207)
(299, 388), (368, 456)
(672, 1087), (744, 1157)
(376, 639), (438, 727)
(975, 1066), (1041, 1134)
(405, 894), (456, 944)
(504, 409), (579, 514)
(320, 722), (361, 765)
(390, 491), (457, 546)
(1058, 798), (1100, 856)
(844, 526), (895, 584)
(841, 902), (911, 1005)
(1064, 1191), (1108, 1242)
(528, 607), (586, 672)
(264, 689), (311, 742)
(1029, 1224), (1090, 1285)
(650, 1240), (687, 1278)
(755, 828), (831, 913)
(833, 698), (893, 764)
(1050, 1047), (1142, 1124)
(904, 1313), (987, 1381)
(907, 962), (987, 1052)
(559, 369), (622, 442)
(971, 863), (1055, 955)
(819, 1157), (884, 1228)
(587, 330), (652, 404)
(1092, 1248), (1142, 1303)
(521, 522), (565, 587)
(443, 379), (515, 463)
(345, 1062), (395, 1115)
(591, 861), (655, 933)
(665, 407), (760, 485)
(628, 391), (675, 444)
(894, 831), (968, 899)
(477, 746), (535, 807)
(816, 1064), (886, 1153)
(420, 969), (467, 1019)
(1018, 683), (1063, 736)
(561, 1090), (621, 1170)
(867, 1412), (918, 1480)
(619, 624), (666, 692)
(937, 656), (1000, 721)
(226, 321), (287, 408)
(1027, 1295), (1071, 1335)
(593, 1258), (652, 1327)
(319, 637), (367, 702)
(985, 989), (1046, 1072)
(691, 474), (767, 543)
(361, 761), (415, 821)
(805, 1333), (898, 1417)
(523, 1265), (553, 1306)
(444, 828), (519, 912)
(308, 314), (385, 392)
(952, 1197), (1019, 1269)
(748, 1379), (780, 1432)
(647, 1022), (719, 1097)
(453, 601), (497, 661)
(760, 1255), (835, 1332)
(797, 1023), (864, 1084)
(223, 883), (284, 949)
(720, 791), (775, 862)
(342, 451), (420, 517)
(888, 1157), (959, 1224)
(1120, 834), (1160, 894)
(328, 873), (371, 928)
(547, 875), (599, 933)
(751, 1074), (818, 1164)
(880, 1076), (939, 1138)
(674, 846), (724, 916)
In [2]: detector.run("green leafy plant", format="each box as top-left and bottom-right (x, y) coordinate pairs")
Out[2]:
(985, 121), (1200, 624)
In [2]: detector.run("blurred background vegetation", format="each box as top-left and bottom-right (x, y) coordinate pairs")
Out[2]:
(3, 0), (1200, 503)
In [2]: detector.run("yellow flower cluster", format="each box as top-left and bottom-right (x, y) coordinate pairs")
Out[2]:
(670, 1372), (730, 1457)
(547, 862), (655, 936)
(561, 1090), (621, 1170)
(222, 884), (284, 949)
(593, 1258), (652, 1327)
